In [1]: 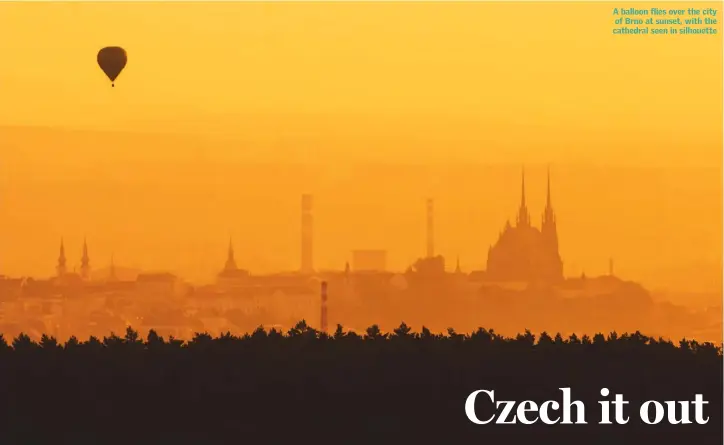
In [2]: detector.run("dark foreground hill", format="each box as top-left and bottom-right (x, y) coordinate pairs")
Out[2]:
(0, 321), (721, 445)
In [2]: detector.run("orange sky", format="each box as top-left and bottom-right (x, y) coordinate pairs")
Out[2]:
(0, 2), (721, 293)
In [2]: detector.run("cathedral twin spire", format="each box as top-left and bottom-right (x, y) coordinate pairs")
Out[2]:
(515, 166), (556, 231)
(56, 237), (92, 279)
(516, 169), (531, 227)
(542, 166), (556, 227)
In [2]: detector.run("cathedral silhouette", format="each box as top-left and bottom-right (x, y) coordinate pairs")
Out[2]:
(485, 169), (564, 284)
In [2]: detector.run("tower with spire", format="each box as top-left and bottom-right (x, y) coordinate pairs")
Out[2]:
(224, 237), (238, 271)
(516, 168), (531, 228)
(80, 237), (91, 280)
(541, 167), (558, 247)
(56, 238), (67, 277)
(217, 237), (249, 285)
(541, 167), (563, 281)
(108, 254), (118, 282)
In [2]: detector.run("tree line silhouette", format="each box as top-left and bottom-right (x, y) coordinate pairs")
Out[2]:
(0, 321), (721, 445)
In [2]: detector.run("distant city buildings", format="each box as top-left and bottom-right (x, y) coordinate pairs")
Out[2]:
(0, 176), (719, 344)
(8, 171), (571, 286)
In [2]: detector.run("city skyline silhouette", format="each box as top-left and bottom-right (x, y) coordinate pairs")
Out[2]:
(1, 157), (720, 294)
(1, 2), (720, 297)
(15, 169), (568, 280)
(0, 2), (720, 443)
(1, 167), (720, 345)
(0, 0), (720, 343)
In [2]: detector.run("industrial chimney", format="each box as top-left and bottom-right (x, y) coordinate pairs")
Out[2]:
(301, 194), (314, 273)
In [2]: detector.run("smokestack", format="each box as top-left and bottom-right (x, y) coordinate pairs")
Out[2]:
(320, 281), (328, 334)
(301, 194), (313, 273)
(426, 198), (434, 258)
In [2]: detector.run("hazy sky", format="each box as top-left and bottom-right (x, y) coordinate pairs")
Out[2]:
(0, 2), (721, 291)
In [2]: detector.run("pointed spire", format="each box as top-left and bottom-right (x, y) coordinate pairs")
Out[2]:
(542, 165), (556, 227)
(80, 236), (91, 280)
(224, 236), (238, 271)
(55, 237), (67, 277)
(455, 256), (461, 274)
(521, 167), (527, 208)
(58, 238), (66, 263)
(546, 165), (552, 208)
(109, 253), (118, 282)
(57, 237), (67, 277)
(516, 167), (530, 227)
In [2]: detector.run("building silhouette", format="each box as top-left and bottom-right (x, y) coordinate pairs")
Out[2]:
(224, 237), (237, 271)
(485, 168), (564, 284)
(80, 238), (91, 281)
(56, 238), (67, 277)
(217, 238), (249, 284)
(108, 254), (118, 282)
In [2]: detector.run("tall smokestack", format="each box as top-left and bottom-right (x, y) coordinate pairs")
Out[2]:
(320, 281), (328, 334)
(301, 194), (314, 273)
(426, 198), (434, 258)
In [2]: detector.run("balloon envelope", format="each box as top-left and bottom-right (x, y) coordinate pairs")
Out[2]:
(97, 47), (127, 84)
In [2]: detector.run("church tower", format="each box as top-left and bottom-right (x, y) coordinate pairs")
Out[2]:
(80, 237), (91, 280)
(541, 167), (558, 249)
(516, 168), (531, 227)
(108, 254), (118, 282)
(224, 237), (238, 271)
(541, 167), (563, 281)
(57, 238), (67, 277)
(216, 236), (249, 284)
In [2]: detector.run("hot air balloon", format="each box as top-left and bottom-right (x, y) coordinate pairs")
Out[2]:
(97, 46), (127, 87)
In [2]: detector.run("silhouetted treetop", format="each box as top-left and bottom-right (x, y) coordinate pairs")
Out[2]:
(0, 323), (719, 357)
(0, 322), (720, 444)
